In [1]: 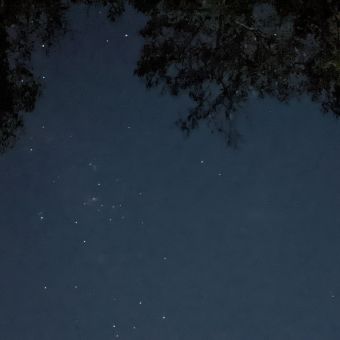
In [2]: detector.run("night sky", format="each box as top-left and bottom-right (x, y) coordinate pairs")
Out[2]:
(1, 3), (340, 340)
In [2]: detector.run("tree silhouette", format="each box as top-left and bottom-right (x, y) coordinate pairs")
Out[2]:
(0, 0), (339, 152)
(135, 0), (340, 145)
(0, 0), (124, 153)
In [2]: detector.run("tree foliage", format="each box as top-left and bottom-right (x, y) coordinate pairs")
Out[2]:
(0, 0), (121, 152)
(135, 0), (340, 145)
(0, 0), (339, 151)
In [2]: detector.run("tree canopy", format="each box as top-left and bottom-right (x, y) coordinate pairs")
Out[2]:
(0, 0), (339, 151)
(0, 0), (121, 152)
(135, 0), (340, 144)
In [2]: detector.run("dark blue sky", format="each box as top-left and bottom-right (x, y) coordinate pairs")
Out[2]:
(1, 4), (340, 340)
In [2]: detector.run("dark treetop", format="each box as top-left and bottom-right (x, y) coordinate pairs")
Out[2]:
(0, 0), (339, 150)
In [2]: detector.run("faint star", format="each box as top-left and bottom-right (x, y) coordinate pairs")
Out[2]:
(88, 162), (97, 171)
